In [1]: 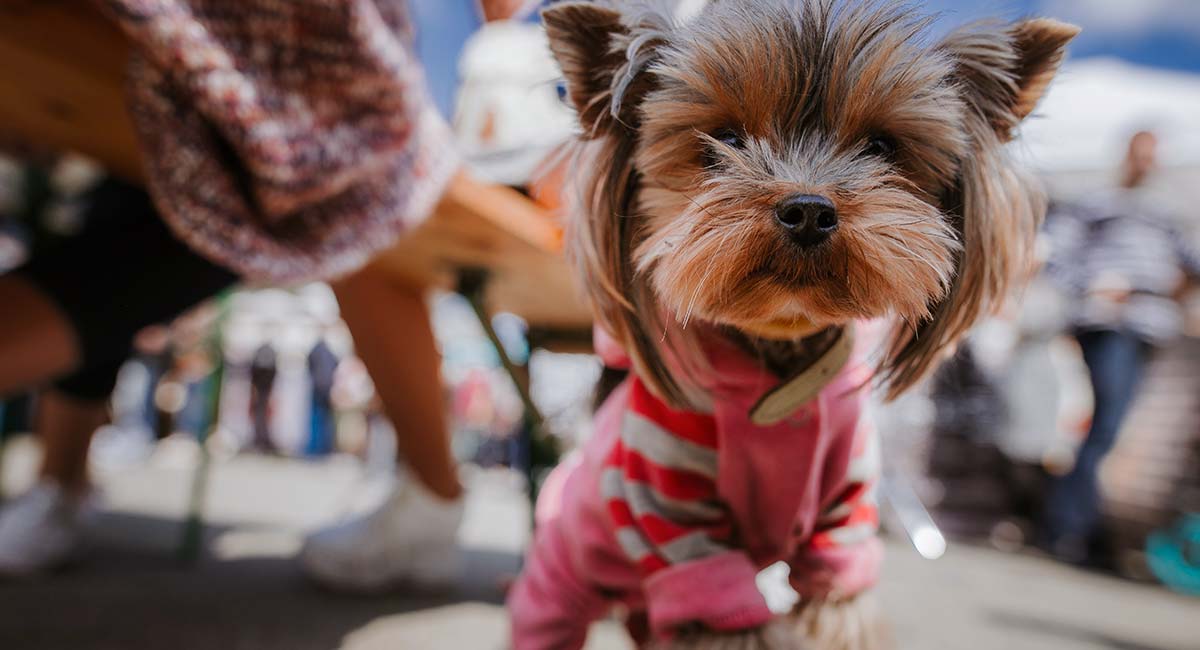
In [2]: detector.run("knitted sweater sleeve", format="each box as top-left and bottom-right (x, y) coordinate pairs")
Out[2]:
(102, 0), (459, 283)
(790, 412), (883, 601)
(601, 377), (772, 637)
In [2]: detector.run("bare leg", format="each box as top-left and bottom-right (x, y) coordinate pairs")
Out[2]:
(0, 275), (78, 396)
(0, 275), (104, 494)
(36, 391), (107, 494)
(332, 265), (462, 501)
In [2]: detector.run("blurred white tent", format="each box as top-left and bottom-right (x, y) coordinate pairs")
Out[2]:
(1014, 58), (1200, 209)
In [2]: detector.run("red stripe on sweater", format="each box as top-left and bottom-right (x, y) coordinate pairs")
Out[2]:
(636, 512), (694, 546)
(628, 377), (719, 449)
(607, 498), (638, 530)
(824, 483), (869, 514)
(618, 447), (719, 502)
(638, 554), (670, 575)
(810, 504), (879, 549)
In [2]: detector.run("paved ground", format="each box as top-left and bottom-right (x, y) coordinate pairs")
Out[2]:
(1, 437), (1197, 650)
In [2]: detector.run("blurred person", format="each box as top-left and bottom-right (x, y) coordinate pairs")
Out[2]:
(0, 0), (533, 580)
(305, 334), (341, 457)
(247, 342), (280, 454)
(1040, 131), (1200, 565)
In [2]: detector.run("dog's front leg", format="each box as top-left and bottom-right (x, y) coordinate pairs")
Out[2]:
(650, 619), (810, 650)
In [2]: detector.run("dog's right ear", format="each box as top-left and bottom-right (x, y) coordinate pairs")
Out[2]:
(543, 2), (665, 137)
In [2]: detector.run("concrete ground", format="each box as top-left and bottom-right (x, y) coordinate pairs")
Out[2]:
(0, 437), (1197, 650)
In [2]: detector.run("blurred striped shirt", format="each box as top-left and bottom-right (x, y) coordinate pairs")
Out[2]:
(1044, 187), (1200, 344)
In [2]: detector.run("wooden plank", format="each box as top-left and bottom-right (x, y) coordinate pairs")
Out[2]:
(372, 174), (591, 329)
(0, 0), (142, 180)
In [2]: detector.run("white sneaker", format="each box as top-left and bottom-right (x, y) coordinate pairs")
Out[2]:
(0, 481), (88, 577)
(299, 474), (464, 593)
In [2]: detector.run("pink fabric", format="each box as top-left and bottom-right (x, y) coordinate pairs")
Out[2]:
(789, 538), (884, 600)
(643, 552), (773, 633)
(508, 326), (883, 648)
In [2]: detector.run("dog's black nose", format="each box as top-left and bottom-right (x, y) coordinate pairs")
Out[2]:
(775, 194), (838, 247)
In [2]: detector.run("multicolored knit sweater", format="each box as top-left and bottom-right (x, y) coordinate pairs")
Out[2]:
(508, 325), (883, 648)
(100, 0), (459, 283)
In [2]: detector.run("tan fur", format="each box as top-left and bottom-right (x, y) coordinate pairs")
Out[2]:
(651, 619), (811, 650)
(791, 594), (891, 650)
(544, 1), (1076, 647)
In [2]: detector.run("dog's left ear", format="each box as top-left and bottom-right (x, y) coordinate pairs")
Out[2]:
(941, 18), (1080, 140)
(542, 2), (670, 138)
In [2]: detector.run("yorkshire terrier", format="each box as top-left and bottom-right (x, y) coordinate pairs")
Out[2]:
(508, 1), (1077, 648)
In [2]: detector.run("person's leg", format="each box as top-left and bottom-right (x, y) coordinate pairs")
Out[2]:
(0, 179), (238, 575)
(36, 391), (109, 494)
(330, 265), (462, 500)
(300, 263), (465, 591)
(0, 367), (117, 577)
(4, 178), (237, 481)
(1045, 330), (1147, 553)
(0, 275), (79, 396)
(0, 274), (108, 496)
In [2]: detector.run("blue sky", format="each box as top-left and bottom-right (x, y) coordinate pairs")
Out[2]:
(410, 0), (1200, 118)
(918, 0), (1200, 73)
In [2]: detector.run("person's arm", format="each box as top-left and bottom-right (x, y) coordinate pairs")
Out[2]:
(1169, 223), (1200, 280)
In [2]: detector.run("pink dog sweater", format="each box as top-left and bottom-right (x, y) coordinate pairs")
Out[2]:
(508, 325), (883, 648)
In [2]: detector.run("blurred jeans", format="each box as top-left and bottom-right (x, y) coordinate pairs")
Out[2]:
(1045, 329), (1149, 546)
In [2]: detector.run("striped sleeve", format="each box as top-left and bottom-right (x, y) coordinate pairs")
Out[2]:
(602, 378), (771, 635)
(1042, 205), (1089, 294)
(790, 414), (883, 600)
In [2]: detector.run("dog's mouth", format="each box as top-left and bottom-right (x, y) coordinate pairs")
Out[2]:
(748, 254), (830, 290)
(729, 256), (854, 339)
(736, 316), (824, 340)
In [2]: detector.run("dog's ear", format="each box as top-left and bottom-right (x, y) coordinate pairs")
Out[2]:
(547, 3), (702, 407)
(1007, 19), (1081, 121)
(882, 19), (1076, 398)
(542, 2), (668, 137)
(940, 18), (1079, 140)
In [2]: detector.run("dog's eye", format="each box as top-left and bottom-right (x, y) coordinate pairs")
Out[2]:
(713, 128), (744, 149)
(864, 135), (897, 159)
(702, 128), (744, 168)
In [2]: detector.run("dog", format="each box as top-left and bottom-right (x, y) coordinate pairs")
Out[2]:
(508, 1), (1077, 648)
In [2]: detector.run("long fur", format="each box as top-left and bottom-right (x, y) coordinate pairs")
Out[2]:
(543, 1), (1077, 647)
(651, 619), (811, 650)
(791, 595), (890, 649)
(546, 0), (1077, 406)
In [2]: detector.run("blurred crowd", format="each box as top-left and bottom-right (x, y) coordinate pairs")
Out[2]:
(910, 131), (1200, 592)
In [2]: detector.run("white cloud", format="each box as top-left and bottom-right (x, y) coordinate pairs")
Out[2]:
(1042, 0), (1200, 37)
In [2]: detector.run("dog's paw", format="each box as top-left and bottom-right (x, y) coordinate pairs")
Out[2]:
(789, 593), (890, 650)
(650, 619), (810, 650)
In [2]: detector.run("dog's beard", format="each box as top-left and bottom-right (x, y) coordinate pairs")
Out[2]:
(635, 176), (958, 340)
